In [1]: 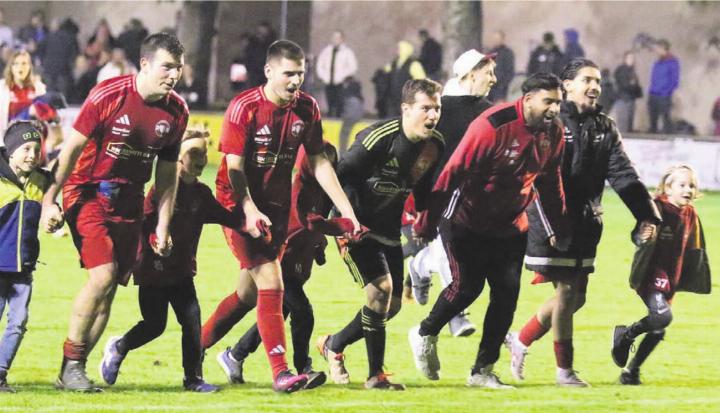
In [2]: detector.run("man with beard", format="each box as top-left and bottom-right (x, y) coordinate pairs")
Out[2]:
(317, 79), (444, 390)
(505, 59), (660, 387)
(408, 73), (567, 389)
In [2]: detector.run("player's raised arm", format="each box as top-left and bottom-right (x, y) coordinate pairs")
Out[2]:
(40, 129), (89, 233)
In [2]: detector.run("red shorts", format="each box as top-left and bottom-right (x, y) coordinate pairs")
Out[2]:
(64, 184), (143, 285)
(223, 227), (287, 270)
(531, 271), (590, 293)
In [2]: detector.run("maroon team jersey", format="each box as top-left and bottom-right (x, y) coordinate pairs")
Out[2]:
(133, 180), (239, 286)
(65, 75), (188, 208)
(431, 98), (566, 237)
(215, 86), (324, 226)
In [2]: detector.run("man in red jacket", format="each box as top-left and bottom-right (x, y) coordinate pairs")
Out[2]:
(409, 73), (567, 388)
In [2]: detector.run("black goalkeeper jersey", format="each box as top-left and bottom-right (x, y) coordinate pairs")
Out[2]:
(337, 118), (444, 242)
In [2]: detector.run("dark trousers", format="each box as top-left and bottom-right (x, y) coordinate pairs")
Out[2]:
(325, 84), (344, 118)
(232, 276), (314, 372)
(122, 279), (202, 378)
(420, 221), (526, 367)
(648, 95), (673, 133)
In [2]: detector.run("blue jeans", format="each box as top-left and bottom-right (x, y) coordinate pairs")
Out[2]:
(0, 273), (33, 373)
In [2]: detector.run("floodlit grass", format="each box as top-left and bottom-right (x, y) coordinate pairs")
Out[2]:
(2, 166), (718, 412)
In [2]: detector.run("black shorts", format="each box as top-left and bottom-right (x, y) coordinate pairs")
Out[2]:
(341, 236), (404, 297)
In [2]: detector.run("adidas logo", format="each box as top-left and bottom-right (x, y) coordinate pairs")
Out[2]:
(257, 124), (271, 136)
(268, 345), (286, 356)
(386, 157), (399, 168)
(115, 114), (130, 126)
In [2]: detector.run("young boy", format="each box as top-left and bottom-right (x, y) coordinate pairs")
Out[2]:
(99, 129), (241, 392)
(0, 121), (52, 392)
(612, 165), (711, 385)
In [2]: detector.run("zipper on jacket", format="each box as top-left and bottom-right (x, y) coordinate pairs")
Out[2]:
(17, 182), (26, 272)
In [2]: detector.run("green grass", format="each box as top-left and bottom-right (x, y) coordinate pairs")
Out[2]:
(2, 165), (719, 412)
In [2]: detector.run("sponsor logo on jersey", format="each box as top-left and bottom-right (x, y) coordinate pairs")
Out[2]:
(563, 126), (573, 142)
(511, 139), (520, 148)
(372, 181), (404, 195)
(252, 150), (295, 167)
(290, 120), (305, 138)
(115, 114), (131, 126)
(659, 226), (674, 240)
(105, 142), (158, 162)
(111, 126), (131, 137)
(155, 120), (171, 137)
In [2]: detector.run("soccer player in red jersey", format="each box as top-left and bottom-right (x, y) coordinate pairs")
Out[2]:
(41, 33), (188, 392)
(206, 40), (359, 393)
(408, 73), (568, 388)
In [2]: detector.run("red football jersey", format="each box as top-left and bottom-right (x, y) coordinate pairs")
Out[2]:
(67, 75), (188, 193)
(215, 86), (324, 220)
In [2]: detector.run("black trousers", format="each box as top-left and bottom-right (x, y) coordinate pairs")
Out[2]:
(122, 278), (202, 378)
(325, 84), (344, 118)
(648, 95), (673, 133)
(420, 220), (527, 367)
(231, 275), (314, 372)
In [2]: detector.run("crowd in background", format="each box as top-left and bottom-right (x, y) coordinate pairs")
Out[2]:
(0, 8), (715, 138)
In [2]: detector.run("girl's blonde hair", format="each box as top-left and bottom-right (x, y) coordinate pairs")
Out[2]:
(655, 164), (701, 200)
(3, 50), (34, 89)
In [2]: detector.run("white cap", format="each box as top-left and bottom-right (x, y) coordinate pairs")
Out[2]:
(452, 49), (495, 79)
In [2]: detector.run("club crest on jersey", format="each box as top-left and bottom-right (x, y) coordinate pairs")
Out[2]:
(594, 133), (605, 143)
(155, 120), (171, 137)
(290, 120), (305, 138)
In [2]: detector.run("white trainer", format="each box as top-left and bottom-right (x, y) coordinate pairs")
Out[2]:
(408, 258), (431, 305)
(448, 312), (476, 337)
(467, 365), (515, 389)
(504, 332), (528, 380)
(408, 326), (440, 380)
(556, 368), (590, 387)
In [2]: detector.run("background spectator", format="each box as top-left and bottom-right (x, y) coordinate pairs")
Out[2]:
(0, 50), (48, 131)
(84, 19), (115, 68)
(598, 68), (617, 113)
(384, 40), (425, 116)
(244, 21), (276, 88)
(648, 39), (680, 133)
(39, 18), (79, 98)
(175, 63), (206, 110)
(316, 30), (358, 117)
(116, 18), (148, 68)
(712, 97), (720, 137)
(487, 30), (514, 102)
(563, 28), (585, 63)
(96, 47), (136, 83)
(17, 10), (48, 64)
(229, 32), (251, 92)
(338, 76), (364, 155)
(527, 31), (564, 76)
(613, 51), (643, 132)
(418, 29), (443, 81)
(0, 8), (15, 49)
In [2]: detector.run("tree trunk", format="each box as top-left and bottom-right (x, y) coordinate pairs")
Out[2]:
(442, 0), (483, 75)
(177, 1), (219, 105)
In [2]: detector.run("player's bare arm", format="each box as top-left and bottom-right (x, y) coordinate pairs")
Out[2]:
(40, 129), (89, 233)
(153, 158), (180, 257)
(308, 153), (360, 233)
(225, 153), (270, 238)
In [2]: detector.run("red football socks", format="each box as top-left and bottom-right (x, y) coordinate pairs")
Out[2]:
(554, 339), (574, 369)
(63, 338), (87, 361)
(256, 289), (288, 379)
(201, 292), (252, 349)
(518, 315), (550, 347)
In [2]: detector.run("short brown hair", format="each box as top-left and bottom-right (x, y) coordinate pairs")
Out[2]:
(401, 79), (442, 105)
(140, 32), (185, 63)
(266, 40), (305, 63)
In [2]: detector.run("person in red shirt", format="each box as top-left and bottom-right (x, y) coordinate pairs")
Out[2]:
(612, 165), (710, 385)
(204, 40), (359, 393)
(96, 129), (237, 393)
(41, 32), (188, 392)
(408, 73), (567, 388)
(212, 142), (350, 390)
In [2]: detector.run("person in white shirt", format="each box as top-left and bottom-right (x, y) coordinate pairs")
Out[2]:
(316, 31), (357, 117)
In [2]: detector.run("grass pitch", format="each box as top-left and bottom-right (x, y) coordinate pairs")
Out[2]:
(2, 166), (718, 412)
